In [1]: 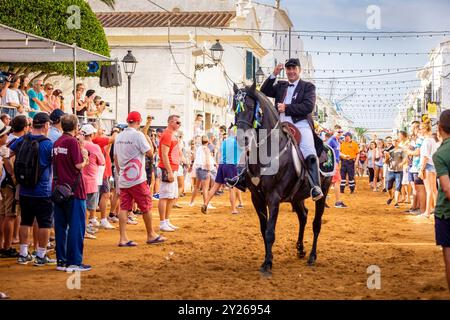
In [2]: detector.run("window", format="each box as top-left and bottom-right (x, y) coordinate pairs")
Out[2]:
(246, 51), (256, 80)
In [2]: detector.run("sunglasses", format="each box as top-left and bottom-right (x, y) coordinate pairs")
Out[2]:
(46, 88), (53, 91)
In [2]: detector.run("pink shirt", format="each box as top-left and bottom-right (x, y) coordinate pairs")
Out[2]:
(82, 141), (105, 194)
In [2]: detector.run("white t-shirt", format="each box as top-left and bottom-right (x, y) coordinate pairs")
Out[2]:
(420, 137), (438, 166)
(114, 127), (151, 188)
(5, 88), (20, 105)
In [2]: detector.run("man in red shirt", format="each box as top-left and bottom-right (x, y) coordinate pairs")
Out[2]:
(92, 124), (119, 228)
(158, 115), (181, 232)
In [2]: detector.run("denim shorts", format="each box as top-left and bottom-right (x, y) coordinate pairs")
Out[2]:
(386, 171), (403, 192)
(425, 163), (436, 173)
(196, 168), (210, 181)
(86, 192), (100, 211)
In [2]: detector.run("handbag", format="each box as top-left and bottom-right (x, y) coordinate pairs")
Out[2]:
(160, 167), (171, 183)
(52, 167), (81, 205)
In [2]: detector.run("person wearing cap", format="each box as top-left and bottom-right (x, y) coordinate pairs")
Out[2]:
(259, 58), (324, 201)
(114, 111), (165, 246)
(339, 132), (359, 194)
(52, 114), (91, 272)
(385, 136), (408, 208)
(326, 125), (347, 208)
(48, 109), (66, 143)
(80, 124), (107, 235)
(8, 112), (55, 266)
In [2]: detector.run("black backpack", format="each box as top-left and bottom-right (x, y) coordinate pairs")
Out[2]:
(13, 134), (49, 188)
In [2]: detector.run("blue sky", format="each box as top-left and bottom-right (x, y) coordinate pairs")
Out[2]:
(256, 0), (450, 128)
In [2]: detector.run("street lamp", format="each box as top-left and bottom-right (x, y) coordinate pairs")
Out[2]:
(195, 39), (225, 71)
(122, 50), (137, 114)
(256, 67), (265, 85)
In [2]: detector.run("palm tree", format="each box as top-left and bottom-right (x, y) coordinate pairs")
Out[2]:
(354, 127), (368, 143)
(98, 0), (115, 9)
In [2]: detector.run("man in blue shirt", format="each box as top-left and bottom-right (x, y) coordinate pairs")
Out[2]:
(201, 128), (243, 214)
(47, 109), (65, 143)
(326, 125), (347, 208)
(27, 79), (45, 118)
(8, 112), (55, 266)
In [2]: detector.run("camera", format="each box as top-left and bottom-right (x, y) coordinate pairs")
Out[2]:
(0, 71), (15, 84)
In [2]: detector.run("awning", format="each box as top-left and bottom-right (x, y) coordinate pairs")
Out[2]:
(0, 23), (113, 62)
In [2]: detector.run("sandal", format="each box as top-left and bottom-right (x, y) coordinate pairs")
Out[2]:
(146, 235), (166, 245)
(118, 240), (138, 247)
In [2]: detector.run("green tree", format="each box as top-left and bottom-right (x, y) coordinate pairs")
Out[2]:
(0, 0), (111, 80)
(354, 127), (368, 143)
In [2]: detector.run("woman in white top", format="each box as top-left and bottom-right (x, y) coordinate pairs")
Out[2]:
(367, 141), (377, 189)
(189, 136), (212, 207)
(17, 75), (31, 116)
(418, 120), (438, 218)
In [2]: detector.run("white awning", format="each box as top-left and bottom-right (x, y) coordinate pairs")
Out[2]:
(0, 23), (113, 62)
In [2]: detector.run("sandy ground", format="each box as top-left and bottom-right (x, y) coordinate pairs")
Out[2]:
(0, 177), (449, 300)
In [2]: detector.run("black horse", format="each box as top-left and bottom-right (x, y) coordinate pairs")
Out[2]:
(232, 83), (333, 276)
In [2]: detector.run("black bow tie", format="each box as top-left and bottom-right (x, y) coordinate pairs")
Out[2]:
(288, 84), (295, 87)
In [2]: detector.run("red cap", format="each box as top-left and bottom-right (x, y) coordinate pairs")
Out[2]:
(127, 111), (142, 123)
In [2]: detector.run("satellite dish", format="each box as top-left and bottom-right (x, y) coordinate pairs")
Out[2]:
(88, 61), (99, 73)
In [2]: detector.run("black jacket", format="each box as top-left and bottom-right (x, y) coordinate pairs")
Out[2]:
(260, 76), (316, 125)
(260, 76), (324, 156)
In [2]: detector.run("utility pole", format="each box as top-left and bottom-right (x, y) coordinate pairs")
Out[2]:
(288, 27), (291, 59)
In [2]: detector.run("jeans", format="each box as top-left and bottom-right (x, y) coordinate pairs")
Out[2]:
(54, 198), (86, 266)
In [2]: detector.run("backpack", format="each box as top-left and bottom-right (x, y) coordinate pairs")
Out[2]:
(13, 134), (49, 188)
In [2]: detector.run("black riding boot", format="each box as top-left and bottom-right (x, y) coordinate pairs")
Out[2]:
(305, 155), (324, 201)
(225, 168), (247, 192)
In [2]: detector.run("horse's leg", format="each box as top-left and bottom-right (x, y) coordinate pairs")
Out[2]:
(252, 193), (268, 243)
(292, 200), (308, 259)
(308, 177), (332, 266)
(260, 200), (280, 276)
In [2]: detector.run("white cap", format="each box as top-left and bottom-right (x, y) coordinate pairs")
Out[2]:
(80, 124), (97, 136)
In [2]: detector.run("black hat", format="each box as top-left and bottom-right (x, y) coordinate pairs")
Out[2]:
(85, 89), (96, 98)
(33, 112), (52, 126)
(285, 58), (301, 68)
(50, 109), (66, 123)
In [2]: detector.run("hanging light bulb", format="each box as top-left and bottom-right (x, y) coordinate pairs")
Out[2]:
(25, 36), (28, 46)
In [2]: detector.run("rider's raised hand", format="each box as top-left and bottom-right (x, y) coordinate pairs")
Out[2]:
(273, 64), (284, 76)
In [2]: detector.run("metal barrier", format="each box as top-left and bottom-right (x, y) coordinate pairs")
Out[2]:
(77, 116), (117, 133)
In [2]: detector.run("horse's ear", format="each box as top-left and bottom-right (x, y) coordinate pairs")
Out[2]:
(233, 83), (239, 94)
(249, 82), (257, 93)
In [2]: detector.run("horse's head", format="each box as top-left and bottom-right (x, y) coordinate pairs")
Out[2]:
(232, 82), (262, 147)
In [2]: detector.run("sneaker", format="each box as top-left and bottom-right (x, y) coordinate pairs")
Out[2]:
(335, 201), (348, 208)
(0, 247), (19, 258)
(89, 218), (100, 227)
(86, 224), (98, 235)
(207, 204), (216, 210)
(34, 254), (57, 267)
(167, 221), (179, 230)
(56, 262), (67, 272)
(66, 264), (92, 273)
(160, 223), (175, 232)
(386, 199), (393, 205)
(127, 217), (138, 225)
(17, 253), (34, 265)
(100, 219), (116, 230)
(153, 193), (160, 200)
(108, 215), (119, 223)
(394, 203), (400, 208)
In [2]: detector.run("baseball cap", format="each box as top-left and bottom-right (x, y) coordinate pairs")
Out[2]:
(285, 58), (301, 68)
(80, 124), (97, 136)
(127, 111), (142, 123)
(344, 132), (352, 138)
(33, 112), (52, 126)
(0, 120), (11, 137)
(49, 109), (66, 123)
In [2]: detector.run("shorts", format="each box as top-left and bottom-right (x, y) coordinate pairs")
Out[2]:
(86, 192), (100, 211)
(435, 216), (450, 247)
(99, 177), (111, 195)
(332, 165), (342, 184)
(408, 171), (415, 183)
(386, 171), (403, 192)
(196, 168), (210, 181)
(425, 163), (436, 173)
(120, 182), (152, 212)
(19, 196), (53, 228)
(413, 173), (424, 185)
(402, 168), (409, 185)
(210, 169), (217, 182)
(159, 179), (179, 200)
(0, 187), (17, 217)
(215, 164), (238, 185)
(176, 165), (184, 176)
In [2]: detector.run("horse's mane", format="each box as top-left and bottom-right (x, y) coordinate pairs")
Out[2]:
(246, 86), (279, 121)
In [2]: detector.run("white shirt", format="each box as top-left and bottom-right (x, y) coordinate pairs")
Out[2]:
(5, 88), (20, 105)
(420, 137), (438, 166)
(114, 127), (151, 188)
(270, 74), (306, 126)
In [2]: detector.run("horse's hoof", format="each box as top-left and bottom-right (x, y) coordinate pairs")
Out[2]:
(307, 256), (316, 266)
(297, 251), (307, 259)
(259, 268), (272, 278)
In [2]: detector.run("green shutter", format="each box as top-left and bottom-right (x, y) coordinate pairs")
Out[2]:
(246, 51), (253, 80)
